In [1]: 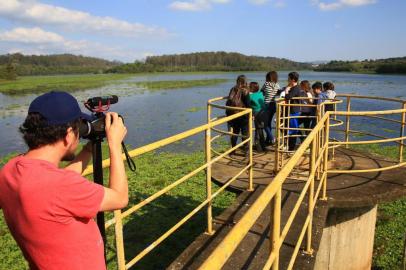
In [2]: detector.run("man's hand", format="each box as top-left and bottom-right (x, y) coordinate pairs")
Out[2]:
(105, 112), (127, 149)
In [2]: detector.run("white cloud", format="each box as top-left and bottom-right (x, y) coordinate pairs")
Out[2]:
(312, 0), (376, 11)
(248, 0), (285, 8)
(0, 27), (64, 43)
(249, 0), (270, 5)
(0, 27), (145, 61)
(0, 0), (169, 38)
(169, 0), (231, 11)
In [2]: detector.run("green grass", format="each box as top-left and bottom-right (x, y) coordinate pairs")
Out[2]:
(0, 148), (237, 270)
(0, 74), (132, 95)
(373, 199), (406, 269)
(0, 75), (229, 95)
(134, 79), (228, 91)
(350, 143), (406, 269)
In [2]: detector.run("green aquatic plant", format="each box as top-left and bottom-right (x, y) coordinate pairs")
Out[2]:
(134, 79), (228, 91)
(186, 106), (206, 113)
(0, 74), (133, 95)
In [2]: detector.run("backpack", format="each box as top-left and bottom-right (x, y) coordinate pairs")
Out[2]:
(226, 87), (246, 116)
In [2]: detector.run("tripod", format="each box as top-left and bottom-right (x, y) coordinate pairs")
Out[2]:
(91, 136), (107, 259)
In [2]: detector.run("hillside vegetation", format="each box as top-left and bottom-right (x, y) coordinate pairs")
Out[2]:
(107, 51), (311, 73)
(314, 57), (406, 74)
(0, 53), (120, 76)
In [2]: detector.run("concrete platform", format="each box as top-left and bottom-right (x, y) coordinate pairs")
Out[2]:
(169, 146), (406, 270)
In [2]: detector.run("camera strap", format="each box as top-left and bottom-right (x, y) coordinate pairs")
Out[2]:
(122, 142), (136, 172)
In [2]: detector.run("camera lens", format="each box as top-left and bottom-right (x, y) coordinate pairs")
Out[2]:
(79, 120), (91, 138)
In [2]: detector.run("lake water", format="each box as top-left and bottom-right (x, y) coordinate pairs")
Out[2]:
(1, 71), (406, 157)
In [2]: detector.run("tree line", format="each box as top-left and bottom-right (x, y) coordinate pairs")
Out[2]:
(106, 52), (311, 73)
(314, 57), (406, 74)
(0, 53), (120, 79)
(2, 52), (405, 79)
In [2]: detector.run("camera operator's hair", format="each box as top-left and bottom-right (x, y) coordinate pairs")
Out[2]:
(19, 113), (80, 150)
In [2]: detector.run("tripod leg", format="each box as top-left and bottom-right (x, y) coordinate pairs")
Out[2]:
(92, 139), (106, 261)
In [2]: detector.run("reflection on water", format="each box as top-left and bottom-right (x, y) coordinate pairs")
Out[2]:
(1, 71), (406, 157)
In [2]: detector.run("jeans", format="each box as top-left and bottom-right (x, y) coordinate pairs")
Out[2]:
(288, 112), (301, 151)
(228, 119), (249, 149)
(264, 102), (276, 142)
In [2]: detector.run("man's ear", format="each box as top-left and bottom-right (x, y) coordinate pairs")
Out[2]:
(64, 127), (76, 147)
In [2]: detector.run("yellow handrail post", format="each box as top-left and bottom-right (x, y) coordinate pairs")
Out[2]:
(316, 107), (322, 181)
(331, 103), (336, 160)
(305, 139), (316, 255)
(399, 102), (406, 163)
(345, 96), (351, 150)
(114, 210), (126, 270)
(248, 109), (254, 191)
(321, 116), (330, 200)
(275, 102), (281, 173)
(271, 187), (282, 270)
(287, 101), (291, 153)
(205, 102), (214, 235)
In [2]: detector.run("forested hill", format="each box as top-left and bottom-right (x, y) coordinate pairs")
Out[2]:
(107, 52), (311, 73)
(314, 57), (406, 74)
(0, 53), (120, 76)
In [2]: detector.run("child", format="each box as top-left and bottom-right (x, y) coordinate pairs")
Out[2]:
(311, 81), (328, 128)
(323, 81), (336, 99)
(250, 82), (267, 152)
(322, 81), (336, 112)
(313, 81), (328, 105)
(299, 80), (313, 137)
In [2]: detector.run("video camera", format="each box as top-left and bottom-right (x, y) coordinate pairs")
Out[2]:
(79, 94), (135, 171)
(79, 95), (120, 139)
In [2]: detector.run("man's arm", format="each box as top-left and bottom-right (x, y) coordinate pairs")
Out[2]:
(99, 113), (128, 211)
(65, 142), (92, 174)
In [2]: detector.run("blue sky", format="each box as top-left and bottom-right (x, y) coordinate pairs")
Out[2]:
(0, 0), (405, 62)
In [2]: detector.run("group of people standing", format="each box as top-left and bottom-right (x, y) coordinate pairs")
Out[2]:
(226, 71), (337, 153)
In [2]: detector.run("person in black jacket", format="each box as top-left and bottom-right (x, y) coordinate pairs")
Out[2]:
(226, 75), (250, 152)
(284, 72), (302, 151)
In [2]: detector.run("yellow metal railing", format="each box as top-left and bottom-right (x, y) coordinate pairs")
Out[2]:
(199, 113), (331, 270)
(328, 94), (406, 173)
(82, 97), (254, 269)
(274, 97), (342, 172)
(82, 93), (406, 270)
(199, 94), (406, 270)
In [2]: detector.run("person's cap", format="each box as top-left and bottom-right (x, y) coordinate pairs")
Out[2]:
(28, 91), (92, 125)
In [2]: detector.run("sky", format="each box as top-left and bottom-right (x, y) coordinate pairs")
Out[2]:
(0, 0), (405, 63)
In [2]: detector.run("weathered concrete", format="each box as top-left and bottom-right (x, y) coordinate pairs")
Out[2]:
(170, 146), (406, 270)
(314, 206), (377, 270)
(168, 185), (329, 270)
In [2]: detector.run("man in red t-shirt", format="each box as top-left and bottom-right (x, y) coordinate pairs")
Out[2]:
(0, 91), (128, 269)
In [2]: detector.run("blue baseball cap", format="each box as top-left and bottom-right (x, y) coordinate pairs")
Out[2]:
(28, 91), (92, 125)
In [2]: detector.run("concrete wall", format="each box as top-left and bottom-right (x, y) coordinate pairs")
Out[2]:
(314, 206), (377, 270)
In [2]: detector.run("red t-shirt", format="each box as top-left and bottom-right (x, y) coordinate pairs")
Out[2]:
(0, 155), (105, 270)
